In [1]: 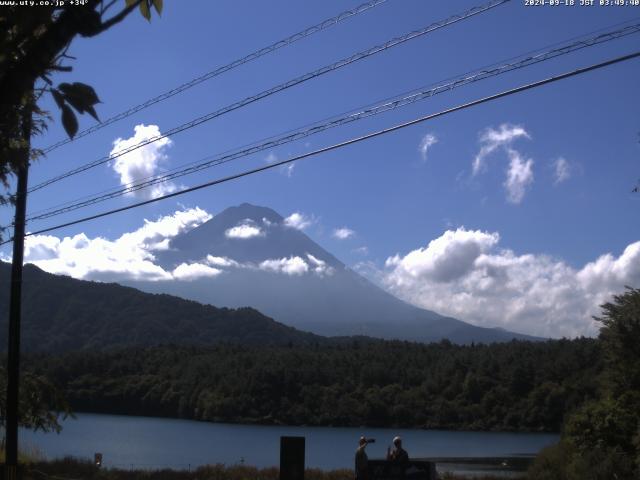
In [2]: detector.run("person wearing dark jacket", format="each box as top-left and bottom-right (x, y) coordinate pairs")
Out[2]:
(386, 436), (409, 464)
(355, 436), (371, 480)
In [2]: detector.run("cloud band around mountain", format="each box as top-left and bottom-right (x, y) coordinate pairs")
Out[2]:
(7, 207), (639, 339)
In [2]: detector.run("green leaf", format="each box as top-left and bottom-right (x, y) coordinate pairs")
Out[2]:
(152, 0), (163, 15)
(61, 104), (78, 139)
(51, 89), (65, 109)
(58, 82), (101, 118)
(85, 105), (100, 122)
(125, 0), (137, 6)
(140, 0), (151, 21)
(58, 82), (100, 106)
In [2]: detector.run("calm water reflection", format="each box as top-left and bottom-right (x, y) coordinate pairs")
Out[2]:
(20, 413), (558, 470)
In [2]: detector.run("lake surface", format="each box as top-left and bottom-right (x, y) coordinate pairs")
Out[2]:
(20, 413), (558, 471)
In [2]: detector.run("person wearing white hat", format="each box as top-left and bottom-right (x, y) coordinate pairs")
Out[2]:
(355, 436), (371, 480)
(386, 436), (409, 464)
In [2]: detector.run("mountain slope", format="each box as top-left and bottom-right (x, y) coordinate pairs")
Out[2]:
(129, 203), (541, 344)
(0, 262), (323, 352)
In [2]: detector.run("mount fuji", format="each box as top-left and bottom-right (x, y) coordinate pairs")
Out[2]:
(125, 203), (540, 344)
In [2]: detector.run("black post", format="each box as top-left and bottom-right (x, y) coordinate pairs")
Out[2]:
(5, 103), (31, 477)
(280, 436), (305, 480)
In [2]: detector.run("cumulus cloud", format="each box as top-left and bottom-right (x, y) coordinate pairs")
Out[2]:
(385, 228), (499, 283)
(172, 262), (222, 281)
(503, 149), (534, 204)
(205, 255), (240, 268)
(259, 256), (309, 275)
(119, 207), (212, 251)
(382, 228), (640, 338)
(473, 124), (530, 175)
(333, 227), (355, 240)
(110, 124), (176, 199)
(306, 253), (333, 276)
(553, 157), (571, 185)
(17, 208), (213, 282)
(284, 212), (313, 230)
(5, 207), (336, 284)
(418, 133), (438, 161)
(225, 222), (264, 239)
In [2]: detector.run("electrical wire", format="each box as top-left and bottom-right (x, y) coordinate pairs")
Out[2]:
(40, 0), (389, 154)
(28, 0), (510, 193)
(23, 21), (640, 223)
(2, 49), (636, 246)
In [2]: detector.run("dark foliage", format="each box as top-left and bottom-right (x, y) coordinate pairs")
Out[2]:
(25, 337), (601, 432)
(0, 365), (72, 433)
(0, 1), (158, 209)
(0, 263), (323, 351)
(527, 287), (640, 479)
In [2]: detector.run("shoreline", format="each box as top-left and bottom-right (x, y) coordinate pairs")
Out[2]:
(57, 408), (562, 435)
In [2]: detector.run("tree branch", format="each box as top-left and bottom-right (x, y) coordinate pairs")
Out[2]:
(101, 0), (119, 15)
(86, 0), (143, 37)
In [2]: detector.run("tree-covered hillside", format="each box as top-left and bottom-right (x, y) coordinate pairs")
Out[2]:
(26, 337), (601, 432)
(0, 262), (323, 351)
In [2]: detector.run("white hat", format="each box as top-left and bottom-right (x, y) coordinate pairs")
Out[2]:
(393, 436), (402, 445)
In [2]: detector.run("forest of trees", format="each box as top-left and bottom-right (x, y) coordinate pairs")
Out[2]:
(528, 287), (640, 479)
(24, 337), (601, 433)
(0, 262), (324, 352)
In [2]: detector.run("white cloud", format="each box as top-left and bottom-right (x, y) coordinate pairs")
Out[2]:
(284, 212), (313, 230)
(354, 246), (369, 256)
(18, 208), (212, 282)
(172, 262), (222, 281)
(225, 222), (264, 239)
(553, 157), (571, 185)
(205, 255), (239, 268)
(473, 124), (530, 175)
(382, 228), (640, 338)
(306, 253), (333, 276)
(503, 149), (534, 204)
(353, 260), (384, 283)
(418, 133), (438, 161)
(283, 163), (295, 177)
(385, 228), (499, 283)
(110, 124), (176, 199)
(8, 208), (336, 283)
(259, 256), (309, 276)
(265, 152), (277, 164)
(333, 227), (355, 240)
(118, 207), (212, 251)
(265, 152), (295, 177)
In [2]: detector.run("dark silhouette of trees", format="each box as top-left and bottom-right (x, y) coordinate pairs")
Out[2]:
(0, 365), (71, 433)
(25, 337), (602, 433)
(528, 287), (640, 479)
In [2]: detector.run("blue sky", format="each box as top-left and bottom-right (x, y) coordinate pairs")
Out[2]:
(2, 0), (639, 338)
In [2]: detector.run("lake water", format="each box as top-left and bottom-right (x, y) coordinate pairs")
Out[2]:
(20, 413), (558, 471)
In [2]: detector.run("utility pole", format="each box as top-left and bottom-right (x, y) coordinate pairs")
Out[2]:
(4, 99), (32, 480)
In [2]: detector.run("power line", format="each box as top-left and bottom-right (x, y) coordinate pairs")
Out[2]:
(23, 22), (640, 223)
(39, 0), (389, 154)
(3, 50), (636, 246)
(28, 0), (510, 194)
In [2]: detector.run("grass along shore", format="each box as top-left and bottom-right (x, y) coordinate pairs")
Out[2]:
(11, 457), (513, 480)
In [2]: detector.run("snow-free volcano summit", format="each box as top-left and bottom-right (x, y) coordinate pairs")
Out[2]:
(126, 203), (539, 343)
